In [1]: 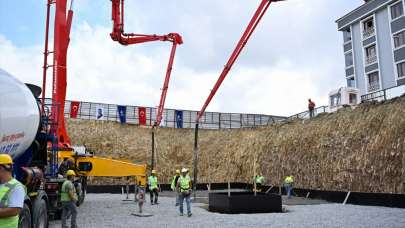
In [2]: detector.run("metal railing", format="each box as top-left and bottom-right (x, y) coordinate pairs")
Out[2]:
(286, 106), (329, 121)
(367, 81), (381, 92)
(363, 27), (375, 39)
(44, 98), (287, 129)
(361, 84), (405, 102)
(365, 55), (377, 65)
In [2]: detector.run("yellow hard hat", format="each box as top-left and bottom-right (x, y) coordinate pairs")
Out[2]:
(0, 154), (13, 165)
(66, 170), (76, 176)
(176, 169), (180, 174)
(151, 170), (157, 174)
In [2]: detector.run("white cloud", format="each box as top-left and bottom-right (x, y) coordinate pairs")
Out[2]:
(0, 1), (362, 117)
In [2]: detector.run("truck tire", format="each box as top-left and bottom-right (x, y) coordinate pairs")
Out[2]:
(76, 177), (87, 206)
(19, 203), (31, 228)
(33, 198), (48, 228)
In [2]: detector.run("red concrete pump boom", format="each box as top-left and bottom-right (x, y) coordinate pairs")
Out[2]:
(42, 0), (183, 147)
(196, 0), (284, 122)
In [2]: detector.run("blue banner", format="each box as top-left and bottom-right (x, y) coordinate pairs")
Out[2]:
(175, 110), (183, 128)
(118, 105), (127, 124)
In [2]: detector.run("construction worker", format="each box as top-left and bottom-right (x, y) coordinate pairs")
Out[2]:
(308, 99), (316, 118)
(171, 169), (181, 206)
(176, 168), (192, 217)
(61, 170), (78, 228)
(284, 175), (294, 199)
(0, 154), (26, 228)
(148, 170), (159, 205)
(255, 174), (265, 192)
(58, 157), (74, 177)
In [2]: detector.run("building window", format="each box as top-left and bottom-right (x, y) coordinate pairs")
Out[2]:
(391, 1), (404, 20)
(330, 93), (341, 107)
(365, 45), (377, 65)
(367, 72), (380, 92)
(347, 77), (355, 87)
(343, 28), (351, 42)
(349, 93), (357, 105)
(363, 18), (375, 38)
(345, 52), (353, 67)
(393, 30), (405, 48)
(397, 62), (405, 78)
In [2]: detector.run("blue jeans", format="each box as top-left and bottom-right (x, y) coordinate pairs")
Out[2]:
(61, 201), (77, 228)
(179, 192), (191, 215)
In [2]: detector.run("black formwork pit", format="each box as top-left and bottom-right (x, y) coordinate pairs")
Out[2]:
(209, 192), (282, 214)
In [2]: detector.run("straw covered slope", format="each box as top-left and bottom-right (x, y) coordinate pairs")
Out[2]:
(66, 95), (405, 193)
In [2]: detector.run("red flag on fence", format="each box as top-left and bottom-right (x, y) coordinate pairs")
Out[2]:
(70, 101), (80, 118)
(138, 107), (147, 125)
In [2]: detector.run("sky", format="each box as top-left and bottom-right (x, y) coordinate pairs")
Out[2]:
(0, 0), (363, 117)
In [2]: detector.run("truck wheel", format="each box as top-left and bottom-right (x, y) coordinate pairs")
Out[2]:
(19, 203), (32, 228)
(75, 182), (86, 206)
(33, 198), (48, 228)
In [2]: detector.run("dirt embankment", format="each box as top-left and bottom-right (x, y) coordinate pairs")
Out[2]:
(67, 96), (405, 194)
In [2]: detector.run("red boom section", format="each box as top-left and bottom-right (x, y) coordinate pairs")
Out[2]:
(110, 0), (183, 126)
(196, 0), (284, 122)
(51, 0), (74, 147)
(45, 0), (183, 148)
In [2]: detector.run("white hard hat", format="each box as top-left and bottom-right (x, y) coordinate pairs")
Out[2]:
(181, 168), (188, 173)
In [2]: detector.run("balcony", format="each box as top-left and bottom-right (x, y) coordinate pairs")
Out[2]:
(365, 55), (377, 65)
(368, 81), (380, 92)
(363, 27), (375, 39)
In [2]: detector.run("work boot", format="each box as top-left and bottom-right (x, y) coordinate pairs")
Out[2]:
(187, 213), (192, 217)
(179, 213), (184, 216)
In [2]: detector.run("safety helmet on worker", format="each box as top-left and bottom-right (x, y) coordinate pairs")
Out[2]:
(176, 169), (180, 174)
(0, 154), (13, 165)
(66, 170), (76, 176)
(181, 168), (188, 173)
(151, 170), (157, 174)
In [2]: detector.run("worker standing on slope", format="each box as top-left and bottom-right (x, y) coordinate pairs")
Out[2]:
(308, 99), (316, 118)
(171, 170), (181, 206)
(177, 168), (192, 217)
(148, 170), (159, 205)
(0, 154), (26, 228)
(61, 170), (78, 228)
(255, 173), (265, 192)
(283, 175), (294, 199)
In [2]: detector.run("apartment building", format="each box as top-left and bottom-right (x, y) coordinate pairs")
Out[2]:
(336, 0), (405, 96)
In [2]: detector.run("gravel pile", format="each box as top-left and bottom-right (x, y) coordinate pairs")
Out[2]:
(49, 194), (405, 228)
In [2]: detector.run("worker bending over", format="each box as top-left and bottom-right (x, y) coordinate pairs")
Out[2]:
(284, 175), (294, 199)
(61, 170), (78, 228)
(0, 154), (26, 228)
(171, 169), (181, 206)
(148, 170), (159, 205)
(176, 168), (192, 217)
(255, 174), (265, 192)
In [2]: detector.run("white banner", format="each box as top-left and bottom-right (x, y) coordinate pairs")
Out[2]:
(96, 105), (105, 120)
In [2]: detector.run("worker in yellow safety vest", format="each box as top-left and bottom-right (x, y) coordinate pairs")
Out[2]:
(148, 170), (159, 205)
(255, 174), (265, 192)
(284, 175), (294, 199)
(176, 168), (192, 217)
(61, 170), (78, 228)
(171, 170), (181, 206)
(0, 154), (26, 228)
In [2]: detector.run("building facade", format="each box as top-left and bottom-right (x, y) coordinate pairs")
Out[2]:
(337, 0), (405, 96)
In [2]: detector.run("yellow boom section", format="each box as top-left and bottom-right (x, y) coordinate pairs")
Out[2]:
(58, 150), (147, 186)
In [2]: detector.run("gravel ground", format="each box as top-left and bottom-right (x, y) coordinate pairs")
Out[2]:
(49, 193), (405, 228)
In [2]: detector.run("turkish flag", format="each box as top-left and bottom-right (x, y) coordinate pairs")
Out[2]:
(70, 101), (80, 118)
(138, 107), (147, 125)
